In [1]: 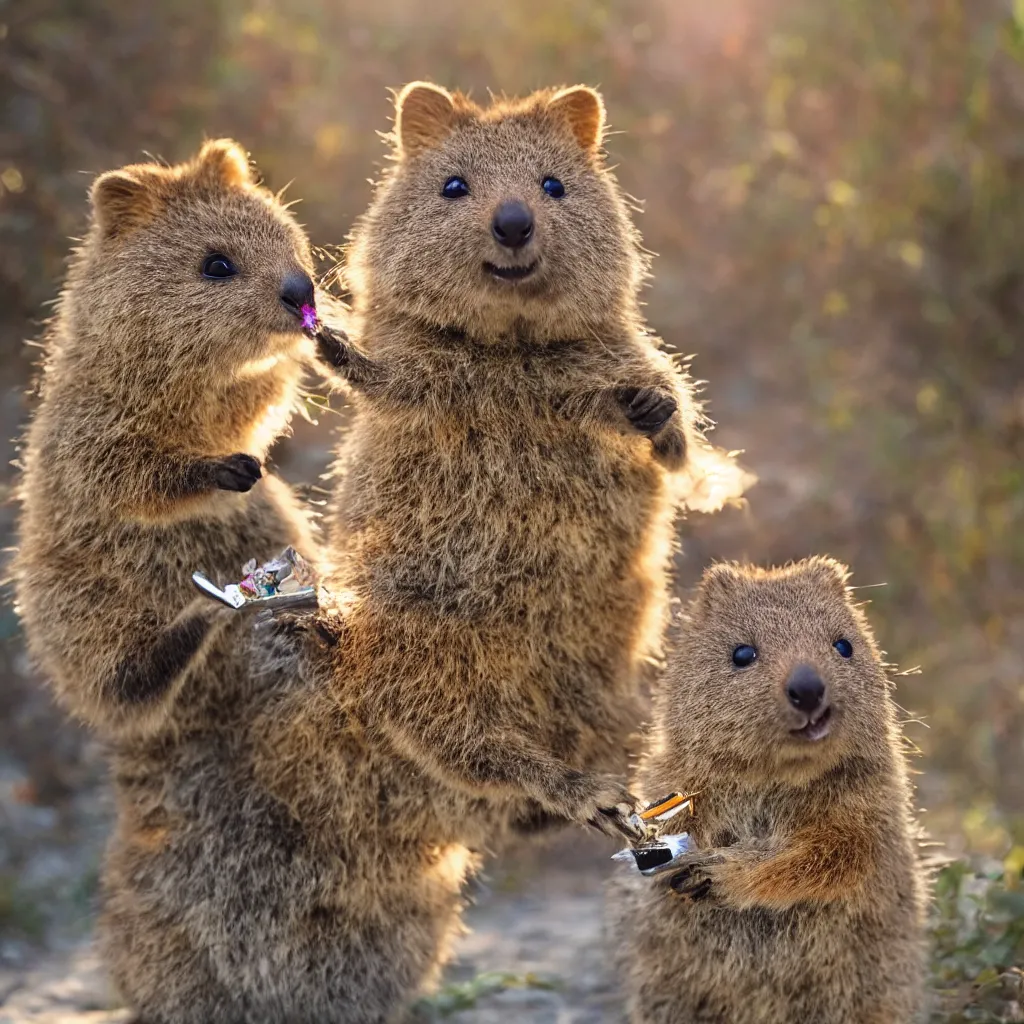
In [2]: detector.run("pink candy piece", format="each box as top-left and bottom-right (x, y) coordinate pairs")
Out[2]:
(300, 304), (318, 331)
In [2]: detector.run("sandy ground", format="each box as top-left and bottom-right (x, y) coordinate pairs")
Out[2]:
(0, 829), (627, 1024)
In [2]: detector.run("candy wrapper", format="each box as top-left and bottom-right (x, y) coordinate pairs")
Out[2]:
(192, 546), (319, 612)
(611, 791), (697, 877)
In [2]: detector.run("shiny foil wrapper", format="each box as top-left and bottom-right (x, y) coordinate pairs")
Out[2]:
(612, 832), (695, 877)
(612, 792), (698, 877)
(192, 546), (319, 612)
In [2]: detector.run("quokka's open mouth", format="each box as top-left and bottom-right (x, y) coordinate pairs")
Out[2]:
(484, 261), (539, 282)
(790, 705), (833, 742)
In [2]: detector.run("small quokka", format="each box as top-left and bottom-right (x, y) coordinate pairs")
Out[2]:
(13, 142), (375, 1023)
(612, 558), (929, 1024)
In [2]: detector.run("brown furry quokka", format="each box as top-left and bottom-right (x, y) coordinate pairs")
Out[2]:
(13, 142), (367, 1023)
(251, 82), (742, 1018)
(16, 139), (317, 740)
(289, 79), (742, 831)
(612, 558), (928, 1024)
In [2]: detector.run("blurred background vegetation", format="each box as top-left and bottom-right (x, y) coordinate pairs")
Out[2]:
(1, 0), (1022, 1016)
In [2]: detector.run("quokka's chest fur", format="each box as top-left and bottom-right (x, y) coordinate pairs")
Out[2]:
(336, 363), (665, 624)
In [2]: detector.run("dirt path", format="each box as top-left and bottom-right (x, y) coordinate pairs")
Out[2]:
(0, 832), (627, 1024)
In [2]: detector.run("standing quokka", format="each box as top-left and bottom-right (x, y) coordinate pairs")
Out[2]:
(283, 80), (744, 834)
(14, 142), (374, 1024)
(252, 82), (742, 1017)
(612, 558), (929, 1024)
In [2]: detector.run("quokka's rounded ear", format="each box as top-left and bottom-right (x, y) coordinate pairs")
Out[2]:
(696, 562), (744, 616)
(547, 85), (606, 154)
(89, 168), (162, 240)
(394, 82), (458, 158)
(799, 556), (852, 596)
(194, 138), (254, 188)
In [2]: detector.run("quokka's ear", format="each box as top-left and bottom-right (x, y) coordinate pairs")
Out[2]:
(89, 167), (163, 240)
(798, 556), (852, 597)
(696, 562), (745, 616)
(547, 85), (606, 154)
(394, 82), (458, 158)
(193, 138), (254, 188)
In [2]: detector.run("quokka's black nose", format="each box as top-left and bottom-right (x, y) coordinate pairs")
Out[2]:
(280, 270), (315, 317)
(491, 201), (534, 249)
(786, 664), (827, 713)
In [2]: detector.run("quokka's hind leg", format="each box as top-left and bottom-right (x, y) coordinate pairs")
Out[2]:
(100, 910), (244, 1024)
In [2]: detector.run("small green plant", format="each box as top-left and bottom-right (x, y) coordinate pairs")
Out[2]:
(930, 861), (1024, 1022)
(412, 971), (560, 1019)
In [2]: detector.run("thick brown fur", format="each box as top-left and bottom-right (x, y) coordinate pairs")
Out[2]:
(313, 80), (737, 818)
(611, 558), (929, 1024)
(257, 83), (744, 1020)
(12, 143), (402, 1023)
(15, 139), (317, 740)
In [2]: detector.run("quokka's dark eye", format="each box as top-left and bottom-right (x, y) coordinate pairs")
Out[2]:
(442, 176), (470, 199)
(732, 644), (758, 668)
(201, 253), (238, 279)
(833, 638), (853, 658)
(542, 177), (566, 198)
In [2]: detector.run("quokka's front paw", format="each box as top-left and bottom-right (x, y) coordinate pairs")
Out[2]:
(254, 610), (341, 684)
(315, 325), (350, 369)
(669, 864), (714, 902)
(211, 453), (262, 493)
(557, 772), (640, 840)
(667, 848), (741, 902)
(257, 610), (340, 648)
(615, 386), (678, 436)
